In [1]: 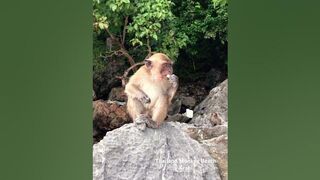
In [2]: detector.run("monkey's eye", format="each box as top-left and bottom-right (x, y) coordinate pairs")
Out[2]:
(163, 63), (172, 68)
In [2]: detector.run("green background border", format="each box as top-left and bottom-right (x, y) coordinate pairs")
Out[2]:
(229, 1), (320, 179)
(1, 0), (320, 179)
(0, 0), (92, 179)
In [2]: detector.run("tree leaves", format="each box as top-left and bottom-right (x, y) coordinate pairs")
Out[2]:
(110, 4), (117, 12)
(93, 0), (227, 60)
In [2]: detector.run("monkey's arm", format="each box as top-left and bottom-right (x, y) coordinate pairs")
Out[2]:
(125, 81), (151, 104)
(168, 86), (178, 103)
(167, 74), (179, 103)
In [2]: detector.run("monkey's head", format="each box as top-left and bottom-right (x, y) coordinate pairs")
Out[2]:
(145, 53), (173, 81)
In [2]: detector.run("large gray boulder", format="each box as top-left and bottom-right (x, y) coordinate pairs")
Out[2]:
(173, 121), (228, 180)
(202, 135), (228, 180)
(93, 122), (221, 180)
(190, 80), (228, 127)
(188, 79), (228, 180)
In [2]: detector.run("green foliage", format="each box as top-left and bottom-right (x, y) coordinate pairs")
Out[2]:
(93, 33), (106, 75)
(205, 0), (228, 41)
(127, 0), (173, 44)
(93, 0), (228, 69)
(93, 0), (190, 59)
(93, 32), (112, 91)
(172, 0), (227, 55)
(166, 0), (228, 82)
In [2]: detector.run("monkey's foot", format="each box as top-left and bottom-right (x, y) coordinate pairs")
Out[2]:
(134, 115), (160, 130)
(134, 116), (147, 131)
(145, 119), (160, 129)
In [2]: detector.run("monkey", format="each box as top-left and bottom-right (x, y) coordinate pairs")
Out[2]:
(124, 53), (178, 130)
(106, 37), (113, 51)
(106, 37), (120, 51)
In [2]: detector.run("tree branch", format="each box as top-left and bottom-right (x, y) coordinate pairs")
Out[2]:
(122, 16), (128, 46)
(146, 38), (152, 58)
(105, 27), (137, 70)
(119, 48), (136, 67)
(106, 28), (116, 40)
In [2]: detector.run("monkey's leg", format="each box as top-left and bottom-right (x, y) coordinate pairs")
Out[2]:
(127, 98), (151, 130)
(167, 86), (178, 103)
(151, 96), (169, 127)
(127, 98), (145, 120)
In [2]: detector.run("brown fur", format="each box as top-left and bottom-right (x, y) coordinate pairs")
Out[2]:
(125, 53), (178, 127)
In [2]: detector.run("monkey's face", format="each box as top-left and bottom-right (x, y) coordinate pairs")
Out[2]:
(160, 62), (173, 77)
(145, 59), (173, 81)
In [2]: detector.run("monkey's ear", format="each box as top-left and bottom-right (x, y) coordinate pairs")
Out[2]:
(144, 59), (152, 69)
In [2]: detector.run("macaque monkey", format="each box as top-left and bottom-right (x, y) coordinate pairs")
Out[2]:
(106, 37), (119, 51)
(125, 53), (178, 130)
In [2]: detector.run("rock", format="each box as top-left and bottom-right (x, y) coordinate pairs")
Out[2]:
(190, 79), (228, 128)
(186, 79), (228, 179)
(93, 100), (131, 143)
(186, 125), (227, 141)
(93, 122), (221, 180)
(167, 114), (190, 123)
(108, 87), (127, 102)
(177, 83), (209, 107)
(174, 123), (228, 180)
(180, 95), (197, 108)
(202, 135), (228, 180)
(93, 100), (110, 119)
(167, 122), (226, 141)
(168, 98), (182, 115)
(204, 68), (226, 90)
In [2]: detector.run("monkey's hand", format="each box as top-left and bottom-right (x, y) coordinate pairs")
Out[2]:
(167, 74), (179, 88)
(135, 91), (151, 104)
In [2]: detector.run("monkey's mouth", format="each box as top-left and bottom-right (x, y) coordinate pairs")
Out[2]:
(153, 72), (172, 81)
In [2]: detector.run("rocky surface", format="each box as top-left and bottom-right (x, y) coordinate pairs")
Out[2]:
(186, 125), (227, 141)
(93, 100), (131, 143)
(93, 122), (221, 180)
(108, 87), (127, 102)
(203, 68), (227, 91)
(190, 80), (228, 128)
(177, 84), (208, 109)
(167, 98), (182, 115)
(92, 78), (228, 180)
(180, 95), (197, 109)
(187, 79), (228, 180)
(167, 114), (190, 123)
(202, 135), (228, 180)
